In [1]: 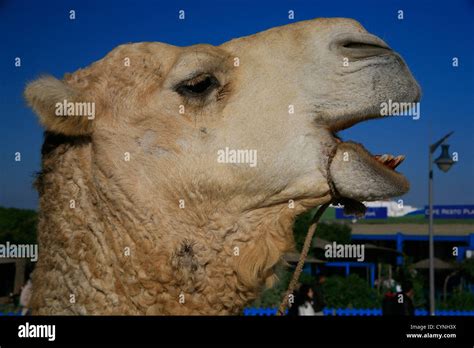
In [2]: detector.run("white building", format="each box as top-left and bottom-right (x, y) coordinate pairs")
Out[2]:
(331, 200), (419, 217)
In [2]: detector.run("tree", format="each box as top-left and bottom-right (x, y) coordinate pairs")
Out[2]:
(0, 207), (37, 244)
(293, 208), (351, 254)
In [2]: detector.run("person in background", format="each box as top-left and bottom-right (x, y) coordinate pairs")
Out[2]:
(382, 288), (397, 315)
(398, 280), (415, 316)
(19, 278), (32, 315)
(312, 275), (326, 315)
(382, 279), (415, 316)
(288, 282), (326, 316)
(296, 284), (316, 315)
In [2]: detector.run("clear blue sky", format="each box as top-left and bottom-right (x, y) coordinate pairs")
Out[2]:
(0, 0), (473, 209)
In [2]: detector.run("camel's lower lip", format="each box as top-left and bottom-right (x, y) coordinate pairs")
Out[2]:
(328, 140), (410, 202)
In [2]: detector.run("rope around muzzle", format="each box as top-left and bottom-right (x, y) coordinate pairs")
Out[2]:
(276, 202), (330, 316)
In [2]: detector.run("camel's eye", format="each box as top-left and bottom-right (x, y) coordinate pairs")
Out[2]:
(176, 74), (219, 97)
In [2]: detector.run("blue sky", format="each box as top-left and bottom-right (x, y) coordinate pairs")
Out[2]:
(0, 0), (473, 209)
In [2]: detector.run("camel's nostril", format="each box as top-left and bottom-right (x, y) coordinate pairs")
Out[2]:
(342, 42), (389, 50)
(340, 41), (392, 60)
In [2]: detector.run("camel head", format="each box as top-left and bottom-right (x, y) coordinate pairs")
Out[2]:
(25, 18), (420, 314)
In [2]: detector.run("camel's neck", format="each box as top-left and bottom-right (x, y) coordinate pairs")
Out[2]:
(31, 133), (297, 315)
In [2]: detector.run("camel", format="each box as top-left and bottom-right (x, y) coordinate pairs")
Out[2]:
(24, 18), (420, 315)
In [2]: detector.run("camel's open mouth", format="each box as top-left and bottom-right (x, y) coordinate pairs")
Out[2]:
(332, 135), (405, 172)
(328, 132), (410, 204)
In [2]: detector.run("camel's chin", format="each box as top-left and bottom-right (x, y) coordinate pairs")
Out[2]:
(329, 141), (409, 202)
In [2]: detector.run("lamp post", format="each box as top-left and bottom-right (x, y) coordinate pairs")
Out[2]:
(428, 131), (455, 316)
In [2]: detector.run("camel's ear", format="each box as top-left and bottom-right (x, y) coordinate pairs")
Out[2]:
(25, 76), (94, 136)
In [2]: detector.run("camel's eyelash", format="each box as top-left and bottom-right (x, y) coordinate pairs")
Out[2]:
(175, 74), (220, 98)
(216, 83), (231, 102)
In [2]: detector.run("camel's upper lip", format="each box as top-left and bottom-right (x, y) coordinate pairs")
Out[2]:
(326, 90), (421, 172)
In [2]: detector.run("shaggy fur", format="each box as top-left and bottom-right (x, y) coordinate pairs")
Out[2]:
(25, 18), (419, 315)
(32, 132), (327, 315)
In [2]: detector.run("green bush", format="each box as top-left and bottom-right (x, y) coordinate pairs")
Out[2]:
(322, 274), (381, 308)
(0, 207), (37, 244)
(438, 290), (474, 310)
(411, 274), (427, 309)
(461, 259), (474, 280)
(252, 270), (381, 309)
(293, 209), (351, 254)
(251, 268), (292, 308)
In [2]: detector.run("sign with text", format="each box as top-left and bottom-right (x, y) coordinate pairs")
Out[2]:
(424, 205), (474, 219)
(336, 207), (388, 219)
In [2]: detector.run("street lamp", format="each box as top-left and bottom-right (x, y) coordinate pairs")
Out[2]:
(428, 131), (455, 316)
(435, 144), (455, 172)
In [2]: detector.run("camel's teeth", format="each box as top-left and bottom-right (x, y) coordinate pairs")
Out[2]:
(391, 155), (406, 169)
(374, 154), (405, 170)
(386, 159), (397, 168)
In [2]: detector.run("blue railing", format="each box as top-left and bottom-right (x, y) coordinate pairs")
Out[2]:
(414, 308), (474, 316)
(243, 307), (283, 316)
(244, 307), (474, 316)
(0, 310), (22, 316)
(323, 307), (382, 316)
